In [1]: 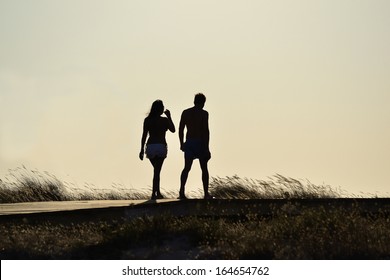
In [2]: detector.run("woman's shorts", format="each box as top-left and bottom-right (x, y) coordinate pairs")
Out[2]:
(146, 144), (168, 159)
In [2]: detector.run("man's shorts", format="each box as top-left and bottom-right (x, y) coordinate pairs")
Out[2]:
(146, 144), (167, 159)
(183, 139), (210, 160)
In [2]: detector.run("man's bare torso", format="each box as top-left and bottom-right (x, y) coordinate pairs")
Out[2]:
(181, 107), (208, 140)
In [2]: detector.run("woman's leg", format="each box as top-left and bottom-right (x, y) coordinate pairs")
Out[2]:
(149, 157), (165, 199)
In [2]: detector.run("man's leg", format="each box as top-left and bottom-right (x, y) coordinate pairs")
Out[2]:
(199, 158), (210, 198)
(179, 157), (193, 198)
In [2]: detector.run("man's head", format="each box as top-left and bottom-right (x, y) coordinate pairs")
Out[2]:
(194, 93), (206, 107)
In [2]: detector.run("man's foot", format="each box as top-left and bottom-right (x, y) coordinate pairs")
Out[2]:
(178, 193), (188, 200)
(156, 193), (164, 199)
(204, 194), (215, 199)
(151, 195), (157, 200)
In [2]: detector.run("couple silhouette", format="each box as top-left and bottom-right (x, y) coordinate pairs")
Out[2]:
(139, 93), (213, 200)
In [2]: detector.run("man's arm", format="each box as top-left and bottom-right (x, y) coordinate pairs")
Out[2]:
(179, 111), (186, 151)
(203, 111), (210, 150)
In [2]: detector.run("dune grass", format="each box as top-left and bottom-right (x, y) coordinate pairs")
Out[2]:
(209, 175), (344, 199)
(0, 167), (149, 203)
(0, 167), (344, 203)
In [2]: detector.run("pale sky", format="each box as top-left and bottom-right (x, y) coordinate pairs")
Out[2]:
(1, 0), (389, 196)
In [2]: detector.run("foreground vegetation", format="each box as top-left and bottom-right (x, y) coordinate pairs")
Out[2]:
(1, 167), (388, 259)
(1, 204), (389, 259)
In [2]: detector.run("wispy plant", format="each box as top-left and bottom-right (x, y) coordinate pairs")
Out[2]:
(209, 174), (344, 199)
(0, 167), (148, 203)
(1, 167), (349, 203)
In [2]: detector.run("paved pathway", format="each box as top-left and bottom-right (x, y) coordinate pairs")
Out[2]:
(0, 199), (178, 215)
(1, 198), (389, 222)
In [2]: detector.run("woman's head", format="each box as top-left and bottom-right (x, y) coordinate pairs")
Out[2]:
(148, 100), (164, 118)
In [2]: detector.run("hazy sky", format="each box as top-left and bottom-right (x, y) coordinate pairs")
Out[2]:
(1, 0), (389, 196)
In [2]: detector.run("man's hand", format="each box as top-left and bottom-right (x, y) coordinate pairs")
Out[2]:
(139, 150), (144, 160)
(206, 150), (211, 161)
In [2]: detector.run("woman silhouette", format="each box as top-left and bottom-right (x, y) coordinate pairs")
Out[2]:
(139, 100), (175, 200)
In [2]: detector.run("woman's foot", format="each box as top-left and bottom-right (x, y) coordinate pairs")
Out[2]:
(178, 193), (187, 200)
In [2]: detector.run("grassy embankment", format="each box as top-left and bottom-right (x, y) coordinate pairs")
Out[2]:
(1, 167), (389, 259)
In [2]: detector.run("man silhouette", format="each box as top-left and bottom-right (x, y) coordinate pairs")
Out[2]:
(179, 93), (213, 199)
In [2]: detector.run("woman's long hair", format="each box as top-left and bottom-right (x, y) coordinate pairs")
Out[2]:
(147, 100), (164, 119)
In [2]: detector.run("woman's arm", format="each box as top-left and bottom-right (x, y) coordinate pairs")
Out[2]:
(139, 119), (148, 160)
(164, 110), (176, 133)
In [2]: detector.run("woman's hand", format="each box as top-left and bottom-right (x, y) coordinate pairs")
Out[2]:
(164, 109), (171, 118)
